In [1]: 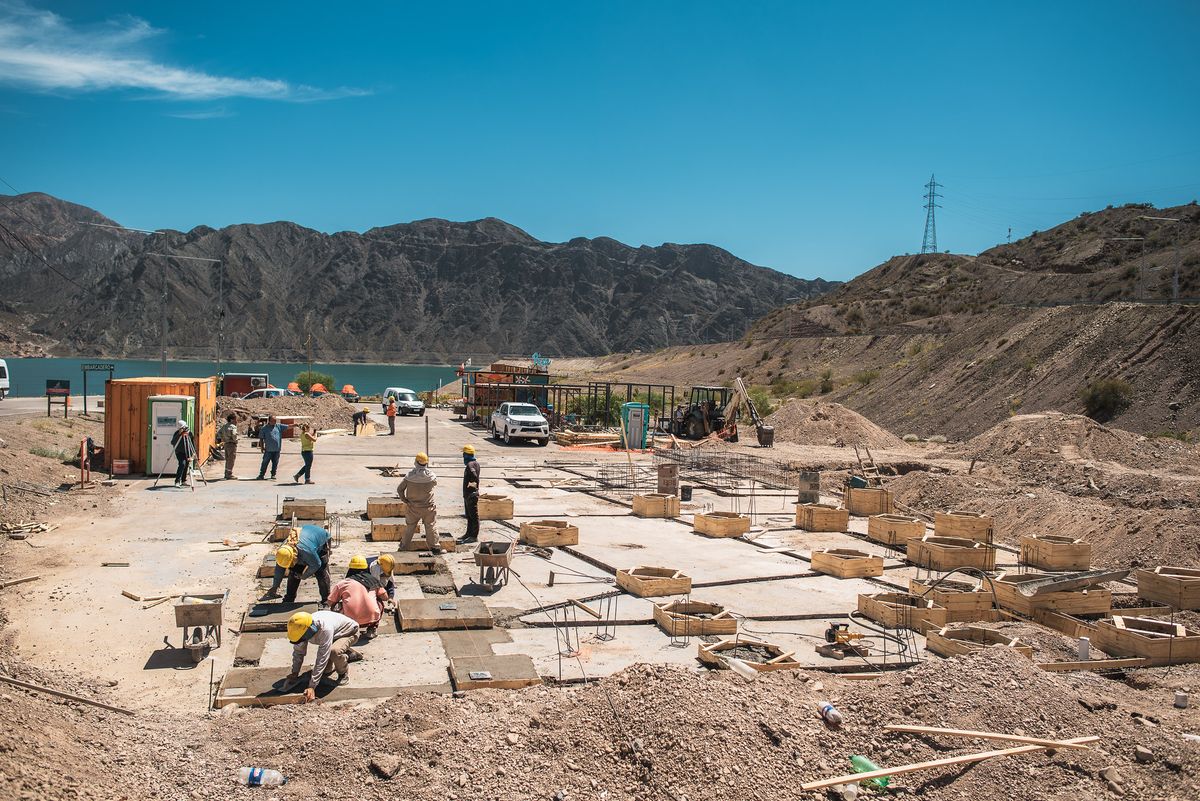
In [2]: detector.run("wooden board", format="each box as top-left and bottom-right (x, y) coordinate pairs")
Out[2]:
(857, 592), (948, 633)
(366, 497), (407, 519)
(693, 512), (751, 538)
(615, 566), (692, 597)
(1136, 566), (1200, 611)
(368, 519), (456, 551)
(257, 554), (277, 578)
(1037, 657), (1149, 672)
(281, 498), (326, 520)
(697, 636), (800, 672)
(395, 598), (493, 632)
(908, 578), (996, 623)
(844, 486), (894, 517)
(1091, 616), (1200, 666)
(477, 494), (513, 520)
(449, 655), (542, 690)
(653, 600), (738, 636)
(992, 572), (1111, 617)
(519, 520), (580, 547)
(810, 548), (884, 579)
(214, 667), (404, 709)
(867, 514), (926, 547)
(907, 535), (996, 572)
(925, 626), (1033, 659)
(1019, 535), (1091, 571)
(632, 494), (680, 518)
(795, 503), (849, 532)
(934, 510), (994, 543)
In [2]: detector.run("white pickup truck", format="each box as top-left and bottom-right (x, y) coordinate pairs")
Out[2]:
(490, 402), (550, 446)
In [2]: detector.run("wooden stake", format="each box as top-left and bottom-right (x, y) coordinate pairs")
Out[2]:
(0, 674), (134, 716)
(800, 736), (1099, 791)
(0, 575), (40, 589)
(883, 724), (1094, 750)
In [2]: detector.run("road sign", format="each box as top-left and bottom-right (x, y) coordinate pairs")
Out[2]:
(46, 379), (71, 396)
(82, 363), (115, 371)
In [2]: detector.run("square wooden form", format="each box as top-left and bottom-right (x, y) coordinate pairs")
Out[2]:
(697, 636), (800, 672)
(1092, 616), (1200, 666)
(811, 548), (884, 579)
(615, 566), (692, 597)
(857, 592), (948, 633)
(795, 503), (849, 532)
(281, 498), (326, 520)
(653, 600), (738, 637)
(925, 626), (1033, 660)
(933, 510), (994, 543)
(632, 494), (680, 518)
(844, 486), (894, 517)
(519, 520), (579, 547)
(367, 497), (407, 519)
(477, 494), (514, 520)
(1019, 534), (1091, 571)
(907, 535), (996, 572)
(1136, 566), (1200, 611)
(693, 511), (751, 538)
(991, 572), (1111, 617)
(867, 514), (926, 547)
(909, 578), (998, 623)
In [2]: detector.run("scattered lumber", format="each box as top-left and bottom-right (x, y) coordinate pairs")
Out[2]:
(800, 735), (1100, 791)
(0, 575), (40, 589)
(0, 674), (134, 716)
(1037, 658), (1148, 672)
(883, 724), (1094, 750)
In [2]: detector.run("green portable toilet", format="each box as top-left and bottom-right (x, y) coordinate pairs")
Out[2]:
(621, 402), (651, 449)
(147, 394), (195, 476)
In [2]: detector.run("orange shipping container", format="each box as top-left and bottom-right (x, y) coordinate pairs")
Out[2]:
(104, 376), (218, 473)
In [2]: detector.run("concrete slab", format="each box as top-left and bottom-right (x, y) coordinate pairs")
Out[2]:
(257, 631), (449, 689)
(722, 618), (925, 668)
(695, 575), (883, 618)
(491, 625), (701, 680)
(396, 598), (493, 631)
(449, 654), (542, 690)
(437, 629), (514, 659)
(242, 601), (318, 632)
(517, 592), (658, 626)
(443, 536), (618, 609)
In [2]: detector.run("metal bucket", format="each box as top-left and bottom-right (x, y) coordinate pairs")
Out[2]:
(680, 485), (693, 502)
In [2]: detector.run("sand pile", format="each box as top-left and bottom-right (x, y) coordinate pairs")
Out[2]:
(216, 393), (356, 432)
(766, 399), (904, 448)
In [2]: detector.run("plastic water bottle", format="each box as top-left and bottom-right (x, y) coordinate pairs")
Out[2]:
(849, 755), (889, 788)
(237, 767), (286, 787)
(817, 700), (843, 725)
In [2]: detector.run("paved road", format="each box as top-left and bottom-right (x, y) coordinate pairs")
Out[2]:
(0, 394), (104, 419)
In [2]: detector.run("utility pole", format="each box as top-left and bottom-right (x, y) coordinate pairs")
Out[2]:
(921, 174), (943, 254)
(1007, 227), (1012, 244)
(160, 258), (169, 377)
(306, 334), (313, 374)
(216, 260), (224, 376)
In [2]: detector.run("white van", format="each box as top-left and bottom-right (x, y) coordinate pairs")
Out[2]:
(0, 359), (8, 399)
(381, 387), (425, 416)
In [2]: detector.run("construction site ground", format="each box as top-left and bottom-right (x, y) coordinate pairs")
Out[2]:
(1, 407), (1198, 800)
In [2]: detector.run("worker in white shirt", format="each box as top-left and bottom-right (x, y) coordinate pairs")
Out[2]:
(284, 610), (361, 702)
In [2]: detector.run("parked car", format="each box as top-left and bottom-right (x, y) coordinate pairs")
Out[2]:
(239, 387), (290, 400)
(490, 402), (550, 446)
(382, 387), (425, 416)
(0, 358), (8, 400)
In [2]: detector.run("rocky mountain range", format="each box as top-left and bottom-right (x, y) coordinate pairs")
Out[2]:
(0, 192), (835, 360)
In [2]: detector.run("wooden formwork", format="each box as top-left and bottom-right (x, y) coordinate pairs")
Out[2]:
(693, 511), (751, 538)
(615, 566), (691, 597)
(477, 494), (514, 520)
(991, 572), (1111, 617)
(1092, 616), (1200, 666)
(368, 518), (456, 551)
(632, 493), (680, 518)
(934, 510), (994, 543)
(867, 514), (926, 547)
(653, 600), (737, 637)
(857, 592), (948, 633)
(907, 535), (996, 572)
(1019, 535), (1091, 571)
(925, 626), (1034, 660)
(518, 520), (579, 547)
(366, 497), (407, 520)
(795, 503), (849, 532)
(697, 635), (800, 672)
(909, 578), (998, 623)
(844, 486), (894, 517)
(281, 498), (326, 520)
(1136, 566), (1200, 611)
(268, 517), (324, 542)
(811, 548), (884, 579)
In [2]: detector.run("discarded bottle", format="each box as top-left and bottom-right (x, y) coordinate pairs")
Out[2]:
(237, 767), (286, 787)
(817, 700), (843, 725)
(849, 755), (889, 789)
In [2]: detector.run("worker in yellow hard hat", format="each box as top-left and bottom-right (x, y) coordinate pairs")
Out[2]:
(283, 609), (361, 702)
(458, 444), (481, 544)
(352, 406), (370, 436)
(326, 555), (389, 638)
(365, 553), (396, 598)
(261, 525), (332, 603)
(398, 452), (441, 553)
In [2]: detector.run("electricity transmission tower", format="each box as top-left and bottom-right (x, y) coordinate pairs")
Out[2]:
(921, 174), (943, 254)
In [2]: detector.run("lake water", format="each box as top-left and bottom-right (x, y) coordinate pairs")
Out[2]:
(1, 357), (458, 398)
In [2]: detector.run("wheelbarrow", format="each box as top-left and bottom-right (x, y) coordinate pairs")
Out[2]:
(473, 540), (513, 592)
(174, 590), (229, 663)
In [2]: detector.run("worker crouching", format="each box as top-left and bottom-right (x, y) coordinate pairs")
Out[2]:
(285, 610), (361, 702)
(327, 555), (390, 638)
(264, 524), (332, 603)
(398, 452), (442, 553)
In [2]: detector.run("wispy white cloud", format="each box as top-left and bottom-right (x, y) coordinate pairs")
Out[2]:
(165, 106), (234, 120)
(0, 1), (367, 102)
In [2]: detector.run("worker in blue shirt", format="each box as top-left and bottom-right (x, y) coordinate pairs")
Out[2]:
(255, 414), (291, 480)
(264, 524), (332, 603)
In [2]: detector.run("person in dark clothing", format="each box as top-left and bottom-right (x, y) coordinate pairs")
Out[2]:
(256, 415), (291, 480)
(458, 444), (481, 544)
(170, 420), (195, 486)
(277, 524), (332, 604)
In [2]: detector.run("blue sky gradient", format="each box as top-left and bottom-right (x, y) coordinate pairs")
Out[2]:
(1, 1), (1197, 280)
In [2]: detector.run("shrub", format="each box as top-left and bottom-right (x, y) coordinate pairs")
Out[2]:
(1080, 378), (1133, 421)
(746, 385), (775, 415)
(819, 369), (834, 394)
(29, 446), (70, 461)
(853, 369), (879, 386)
(294, 370), (335, 393)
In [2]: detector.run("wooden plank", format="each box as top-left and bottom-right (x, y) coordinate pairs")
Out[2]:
(934, 510), (994, 543)
(693, 512), (751, 538)
(519, 520), (580, 547)
(1037, 658), (1149, 672)
(0, 674), (134, 716)
(801, 736), (1100, 791)
(811, 549), (884, 579)
(615, 566), (692, 597)
(0, 575), (40, 589)
(883, 724), (1094, 750)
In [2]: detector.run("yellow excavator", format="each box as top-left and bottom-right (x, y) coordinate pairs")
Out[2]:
(720, 377), (775, 447)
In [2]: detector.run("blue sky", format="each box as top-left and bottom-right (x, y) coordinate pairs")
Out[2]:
(1, 1), (1197, 281)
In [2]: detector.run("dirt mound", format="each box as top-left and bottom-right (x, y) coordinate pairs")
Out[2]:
(960, 412), (1197, 471)
(216, 394), (356, 433)
(0, 415), (116, 525)
(766, 399), (903, 448)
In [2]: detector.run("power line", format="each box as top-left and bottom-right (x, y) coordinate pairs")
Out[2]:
(0, 217), (86, 290)
(921, 174), (942, 254)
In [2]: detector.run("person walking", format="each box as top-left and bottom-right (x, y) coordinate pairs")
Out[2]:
(293, 424), (318, 484)
(217, 413), (240, 480)
(255, 414), (291, 480)
(284, 610), (361, 701)
(170, 420), (195, 487)
(458, 444), (481, 544)
(386, 397), (397, 435)
(398, 452), (441, 553)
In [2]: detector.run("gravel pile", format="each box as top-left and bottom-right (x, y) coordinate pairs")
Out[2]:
(766, 400), (904, 449)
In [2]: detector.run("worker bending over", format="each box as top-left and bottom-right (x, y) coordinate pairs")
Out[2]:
(366, 553), (396, 598)
(326, 555), (389, 638)
(458, 444), (481, 544)
(352, 406), (370, 436)
(265, 524), (332, 603)
(398, 452), (442, 553)
(284, 610), (361, 701)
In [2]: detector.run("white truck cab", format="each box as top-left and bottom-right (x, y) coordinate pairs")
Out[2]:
(382, 387), (425, 416)
(0, 359), (8, 399)
(490, 402), (550, 446)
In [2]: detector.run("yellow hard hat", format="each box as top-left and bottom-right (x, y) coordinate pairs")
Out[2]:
(275, 544), (297, 570)
(349, 554), (368, 571)
(362, 407), (369, 413)
(377, 554), (395, 575)
(287, 611), (315, 643)
(462, 444), (476, 455)
(415, 452), (429, 465)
